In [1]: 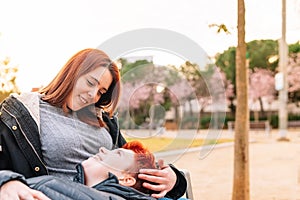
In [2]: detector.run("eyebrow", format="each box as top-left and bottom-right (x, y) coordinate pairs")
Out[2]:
(89, 75), (109, 92)
(118, 149), (133, 156)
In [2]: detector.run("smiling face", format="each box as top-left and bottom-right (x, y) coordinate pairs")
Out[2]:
(66, 67), (113, 111)
(81, 147), (136, 186)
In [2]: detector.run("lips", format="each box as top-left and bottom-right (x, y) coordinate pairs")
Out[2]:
(79, 95), (88, 104)
(92, 154), (103, 162)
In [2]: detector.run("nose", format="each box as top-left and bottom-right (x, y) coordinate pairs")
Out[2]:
(99, 147), (109, 154)
(87, 89), (99, 103)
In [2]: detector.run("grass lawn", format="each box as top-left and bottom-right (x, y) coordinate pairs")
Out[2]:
(125, 137), (233, 152)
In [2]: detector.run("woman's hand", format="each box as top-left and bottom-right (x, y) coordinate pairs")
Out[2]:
(138, 159), (177, 198)
(0, 180), (50, 200)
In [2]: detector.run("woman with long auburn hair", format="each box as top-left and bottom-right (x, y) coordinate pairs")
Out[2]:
(40, 48), (121, 127)
(0, 48), (187, 200)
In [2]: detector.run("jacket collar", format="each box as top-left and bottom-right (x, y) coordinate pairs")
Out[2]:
(73, 164), (156, 200)
(73, 163), (85, 184)
(73, 164), (121, 185)
(12, 92), (42, 130)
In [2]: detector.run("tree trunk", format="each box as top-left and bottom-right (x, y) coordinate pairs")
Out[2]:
(232, 0), (250, 199)
(188, 99), (193, 117)
(258, 97), (265, 117)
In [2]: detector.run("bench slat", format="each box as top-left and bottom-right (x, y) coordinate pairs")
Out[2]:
(288, 121), (300, 128)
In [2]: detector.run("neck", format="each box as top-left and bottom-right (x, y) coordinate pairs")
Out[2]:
(85, 174), (107, 187)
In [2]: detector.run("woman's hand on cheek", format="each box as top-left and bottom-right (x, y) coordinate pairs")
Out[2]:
(138, 159), (176, 199)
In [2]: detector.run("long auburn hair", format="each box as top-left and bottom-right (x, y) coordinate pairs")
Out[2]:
(122, 141), (156, 194)
(39, 48), (121, 127)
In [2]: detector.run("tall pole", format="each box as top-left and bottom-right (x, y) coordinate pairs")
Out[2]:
(278, 0), (289, 140)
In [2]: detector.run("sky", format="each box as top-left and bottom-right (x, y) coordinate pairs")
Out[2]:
(0, 0), (300, 92)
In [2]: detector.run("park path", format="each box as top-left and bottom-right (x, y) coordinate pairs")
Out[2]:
(157, 129), (300, 200)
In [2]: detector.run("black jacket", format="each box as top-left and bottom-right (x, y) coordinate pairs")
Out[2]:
(0, 94), (186, 199)
(0, 170), (156, 200)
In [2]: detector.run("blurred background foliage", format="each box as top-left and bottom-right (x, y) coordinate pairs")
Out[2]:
(1, 39), (300, 129)
(0, 57), (20, 102)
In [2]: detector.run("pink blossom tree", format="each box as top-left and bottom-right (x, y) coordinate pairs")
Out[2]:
(287, 52), (300, 98)
(248, 68), (276, 115)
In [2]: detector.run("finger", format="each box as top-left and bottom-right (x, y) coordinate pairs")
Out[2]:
(139, 168), (167, 176)
(151, 191), (168, 199)
(138, 173), (165, 183)
(31, 189), (51, 200)
(143, 182), (168, 198)
(18, 191), (36, 200)
(142, 182), (166, 192)
(157, 159), (165, 169)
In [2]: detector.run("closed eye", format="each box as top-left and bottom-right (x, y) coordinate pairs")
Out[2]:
(116, 150), (122, 157)
(87, 79), (96, 87)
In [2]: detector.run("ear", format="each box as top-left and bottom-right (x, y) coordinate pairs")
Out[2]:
(119, 175), (136, 187)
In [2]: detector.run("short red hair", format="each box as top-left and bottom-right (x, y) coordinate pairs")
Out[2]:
(122, 141), (156, 194)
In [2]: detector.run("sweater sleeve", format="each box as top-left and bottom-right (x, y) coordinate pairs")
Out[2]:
(0, 170), (27, 187)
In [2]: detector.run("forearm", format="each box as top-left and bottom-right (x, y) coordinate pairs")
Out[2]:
(165, 164), (187, 199)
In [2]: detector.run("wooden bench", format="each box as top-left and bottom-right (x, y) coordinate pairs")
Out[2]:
(287, 120), (300, 128)
(165, 121), (178, 130)
(228, 120), (271, 135)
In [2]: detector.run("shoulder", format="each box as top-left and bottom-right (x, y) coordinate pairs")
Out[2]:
(12, 92), (41, 124)
(12, 92), (41, 105)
